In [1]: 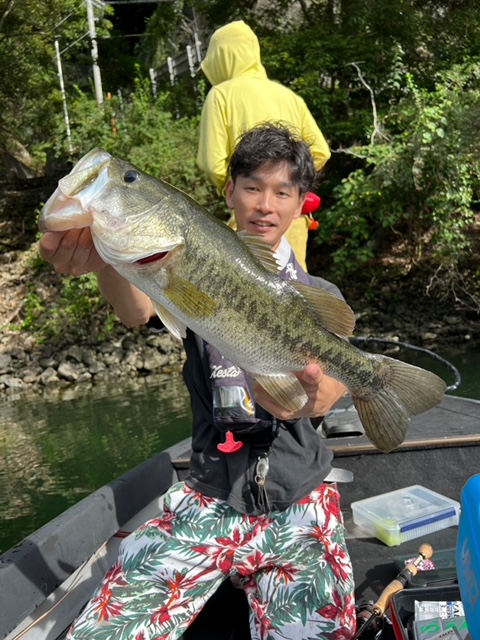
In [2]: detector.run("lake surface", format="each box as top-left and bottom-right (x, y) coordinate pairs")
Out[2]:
(0, 342), (479, 554)
(0, 373), (192, 554)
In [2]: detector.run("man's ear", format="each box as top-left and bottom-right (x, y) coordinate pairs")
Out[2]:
(293, 193), (306, 220)
(225, 178), (235, 209)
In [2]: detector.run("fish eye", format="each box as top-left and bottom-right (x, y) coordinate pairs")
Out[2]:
(124, 170), (140, 183)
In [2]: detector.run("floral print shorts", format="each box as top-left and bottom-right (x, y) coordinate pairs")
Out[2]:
(68, 481), (355, 640)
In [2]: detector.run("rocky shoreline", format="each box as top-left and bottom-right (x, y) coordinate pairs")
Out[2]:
(1, 240), (479, 402)
(1, 300), (478, 402)
(0, 324), (187, 401)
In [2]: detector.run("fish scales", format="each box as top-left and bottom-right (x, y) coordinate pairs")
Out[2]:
(184, 263), (323, 373)
(166, 212), (314, 374)
(39, 149), (447, 452)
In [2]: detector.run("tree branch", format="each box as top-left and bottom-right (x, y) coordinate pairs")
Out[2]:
(0, 0), (17, 33)
(348, 61), (389, 145)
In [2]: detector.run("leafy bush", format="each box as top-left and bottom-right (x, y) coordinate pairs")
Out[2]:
(52, 74), (217, 207)
(20, 263), (116, 343)
(316, 60), (480, 275)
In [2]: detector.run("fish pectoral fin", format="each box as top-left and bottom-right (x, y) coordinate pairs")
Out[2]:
(152, 300), (187, 340)
(237, 231), (281, 273)
(164, 273), (217, 319)
(255, 373), (308, 413)
(292, 283), (356, 337)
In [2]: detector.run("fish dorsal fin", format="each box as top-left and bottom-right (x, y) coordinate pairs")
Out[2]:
(164, 272), (217, 320)
(255, 373), (308, 413)
(152, 300), (187, 340)
(237, 231), (281, 273)
(292, 283), (356, 337)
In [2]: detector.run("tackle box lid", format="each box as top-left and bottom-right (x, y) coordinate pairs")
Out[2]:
(351, 485), (460, 547)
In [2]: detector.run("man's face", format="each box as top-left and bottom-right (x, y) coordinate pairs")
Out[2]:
(225, 161), (305, 251)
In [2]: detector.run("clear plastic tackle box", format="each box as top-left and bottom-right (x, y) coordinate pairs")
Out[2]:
(351, 485), (460, 547)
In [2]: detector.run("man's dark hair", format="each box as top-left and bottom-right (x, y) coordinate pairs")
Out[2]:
(229, 122), (317, 195)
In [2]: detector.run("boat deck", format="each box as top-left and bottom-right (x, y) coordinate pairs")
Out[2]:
(175, 395), (480, 639)
(2, 395), (479, 640)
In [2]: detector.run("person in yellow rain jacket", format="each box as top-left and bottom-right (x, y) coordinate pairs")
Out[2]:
(196, 19), (331, 271)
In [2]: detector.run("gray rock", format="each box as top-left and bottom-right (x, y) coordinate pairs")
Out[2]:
(65, 345), (86, 363)
(58, 362), (80, 382)
(98, 341), (114, 354)
(77, 372), (93, 383)
(134, 357), (145, 370)
(0, 354), (12, 371)
(39, 357), (59, 368)
(2, 376), (24, 388)
(143, 351), (170, 372)
(102, 348), (124, 366)
(83, 352), (100, 368)
(122, 351), (140, 366)
(39, 367), (59, 386)
(146, 334), (168, 348)
(88, 360), (106, 375)
(8, 347), (25, 359)
(20, 367), (42, 383)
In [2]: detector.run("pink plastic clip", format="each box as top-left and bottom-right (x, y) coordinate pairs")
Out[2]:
(217, 431), (243, 453)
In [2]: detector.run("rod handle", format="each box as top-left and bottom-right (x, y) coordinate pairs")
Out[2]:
(373, 543), (434, 616)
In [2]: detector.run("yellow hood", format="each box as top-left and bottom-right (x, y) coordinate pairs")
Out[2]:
(201, 20), (268, 86)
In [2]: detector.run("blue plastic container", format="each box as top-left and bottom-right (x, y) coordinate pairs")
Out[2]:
(456, 474), (480, 640)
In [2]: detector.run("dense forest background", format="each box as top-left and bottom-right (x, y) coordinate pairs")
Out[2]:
(1, 0), (479, 344)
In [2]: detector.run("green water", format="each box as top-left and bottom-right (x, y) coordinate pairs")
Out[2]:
(0, 373), (192, 554)
(0, 343), (478, 554)
(357, 341), (480, 400)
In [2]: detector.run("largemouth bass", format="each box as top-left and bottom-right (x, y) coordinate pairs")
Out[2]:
(39, 149), (446, 452)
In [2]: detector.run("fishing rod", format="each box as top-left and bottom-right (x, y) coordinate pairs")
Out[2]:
(350, 336), (462, 391)
(353, 543), (434, 640)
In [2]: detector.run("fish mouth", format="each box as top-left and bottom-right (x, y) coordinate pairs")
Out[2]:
(135, 251), (169, 265)
(39, 149), (112, 232)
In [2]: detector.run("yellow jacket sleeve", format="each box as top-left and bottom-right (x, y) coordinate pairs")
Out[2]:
(196, 88), (230, 193)
(298, 97), (331, 171)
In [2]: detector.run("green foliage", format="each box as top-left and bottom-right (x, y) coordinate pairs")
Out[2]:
(52, 74), (216, 206)
(4, 0), (480, 335)
(136, 0), (186, 69)
(316, 60), (480, 275)
(20, 270), (116, 343)
(0, 0), (113, 151)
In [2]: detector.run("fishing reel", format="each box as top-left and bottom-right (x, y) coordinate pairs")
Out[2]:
(355, 600), (386, 640)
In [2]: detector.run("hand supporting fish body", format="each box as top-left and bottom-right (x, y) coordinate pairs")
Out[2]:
(39, 149), (446, 452)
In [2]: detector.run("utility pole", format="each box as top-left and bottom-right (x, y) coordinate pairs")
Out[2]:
(54, 37), (73, 154)
(85, 0), (104, 106)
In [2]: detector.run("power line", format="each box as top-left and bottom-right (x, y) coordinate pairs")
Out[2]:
(60, 31), (89, 55)
(53, 1), (85, 32)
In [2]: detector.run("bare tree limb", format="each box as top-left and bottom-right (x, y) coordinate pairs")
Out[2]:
(0, 0), (17, 33)
(348, 61), (390, 145)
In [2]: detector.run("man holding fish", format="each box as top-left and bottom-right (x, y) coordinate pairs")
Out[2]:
(39, 123), (445, 639)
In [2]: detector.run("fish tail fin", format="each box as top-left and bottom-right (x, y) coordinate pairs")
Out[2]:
(351, 356), (446, 452)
